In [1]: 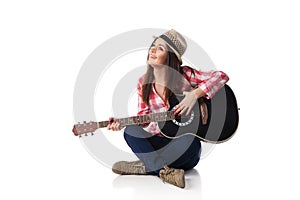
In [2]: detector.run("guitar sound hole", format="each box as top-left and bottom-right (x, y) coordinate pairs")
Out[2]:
(172, 110), (195, 127)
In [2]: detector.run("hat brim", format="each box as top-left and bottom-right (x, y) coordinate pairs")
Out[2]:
(152, 36), (182, 64)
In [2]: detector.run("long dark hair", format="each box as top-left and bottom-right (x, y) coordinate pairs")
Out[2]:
(141, 40), (182, 105)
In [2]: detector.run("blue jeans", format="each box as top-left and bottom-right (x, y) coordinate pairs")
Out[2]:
(124, 125), (201, 175)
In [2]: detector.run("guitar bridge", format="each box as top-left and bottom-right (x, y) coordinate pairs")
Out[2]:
(200, 101), (208, 125)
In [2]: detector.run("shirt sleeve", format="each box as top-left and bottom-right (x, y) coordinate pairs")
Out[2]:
(182, 66), (229, 99)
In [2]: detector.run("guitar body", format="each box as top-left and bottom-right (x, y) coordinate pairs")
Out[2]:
(158, 84), (239, 143)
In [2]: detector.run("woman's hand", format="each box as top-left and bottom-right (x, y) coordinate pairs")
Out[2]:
(174, 88), (205, 116)
(107, 117), (122, 131)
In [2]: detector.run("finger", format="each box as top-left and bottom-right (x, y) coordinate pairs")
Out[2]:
(116, 123), (121, 131)
(110, 122), (116, 130)
(186, 106), (192, 116)
(175, 104), (184, 115)
(108, 119), (117, 130)
(113, 123), (119, 131)
(179, 106), (188, 116)
(109, 123), (116, 131)
(174, 104), (181, 114)
(112, 121), (120, 131)
(107, 118), (113, 130)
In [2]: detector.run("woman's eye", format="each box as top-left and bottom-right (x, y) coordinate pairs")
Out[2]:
(159, 47), (164, 51)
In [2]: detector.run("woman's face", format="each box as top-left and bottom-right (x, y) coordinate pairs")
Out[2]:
(147, 38), (168, 66)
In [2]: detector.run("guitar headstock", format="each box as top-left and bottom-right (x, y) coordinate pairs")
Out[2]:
(72, 121), (98, 137)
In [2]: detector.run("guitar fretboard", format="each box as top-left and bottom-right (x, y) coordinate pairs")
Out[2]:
(97, 111), (175, 128)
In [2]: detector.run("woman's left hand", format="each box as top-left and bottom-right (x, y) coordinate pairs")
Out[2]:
(174, 88), (205, 116)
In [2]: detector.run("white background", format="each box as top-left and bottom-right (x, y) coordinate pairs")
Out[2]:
(1, 0), (300, 199)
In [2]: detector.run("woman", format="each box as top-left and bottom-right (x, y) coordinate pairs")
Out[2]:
(107, 29), (229, 188)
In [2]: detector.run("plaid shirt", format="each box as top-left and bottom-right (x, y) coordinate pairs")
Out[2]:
(137, 66), (229, 136)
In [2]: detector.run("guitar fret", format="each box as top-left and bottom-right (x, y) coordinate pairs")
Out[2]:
(99, 121), (107, 128)
(119, 119), (124, 127)
(142, 115), (146, 123)
(75, 111), (175, 137)
(127, 117), (131, 124)
(127, 116), (135, 125)
(130, 117), (133, 124)
(96, 112), (173, 129)
(133, 116), (137, 123)
(167, 112), (171, 119)
(162, 112), (166, 120)
(150, 113), (154, 122)
(137, 116), (140, 124)
(138, 116), (142, 124)
(145, 115), (149, 123)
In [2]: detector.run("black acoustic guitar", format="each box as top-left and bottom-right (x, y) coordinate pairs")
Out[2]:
(72, 84), (239, 143)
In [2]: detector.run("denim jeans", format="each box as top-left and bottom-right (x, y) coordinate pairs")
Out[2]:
(124, 125), (201, 175)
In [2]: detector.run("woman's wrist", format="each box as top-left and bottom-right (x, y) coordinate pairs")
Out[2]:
(193, 87), (205, 99)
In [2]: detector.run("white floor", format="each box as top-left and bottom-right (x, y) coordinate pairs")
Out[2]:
(112, 169), (202, 198)
(57, 126), (300, 200)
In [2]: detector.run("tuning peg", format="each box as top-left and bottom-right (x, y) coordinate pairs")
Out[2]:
(91, 132), (94, 136)
(83, 121), (86, 123)
(79, 134), (82, 138)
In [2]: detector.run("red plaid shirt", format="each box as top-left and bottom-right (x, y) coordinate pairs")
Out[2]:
(137, 66), (229, 136)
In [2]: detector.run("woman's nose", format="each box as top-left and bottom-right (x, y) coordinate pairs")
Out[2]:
(150, 46), (156, 53)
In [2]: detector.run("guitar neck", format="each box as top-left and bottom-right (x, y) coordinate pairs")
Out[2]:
(97, 111), (175, 128)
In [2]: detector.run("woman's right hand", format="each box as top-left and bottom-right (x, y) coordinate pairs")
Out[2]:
(107, 117), (122, 131)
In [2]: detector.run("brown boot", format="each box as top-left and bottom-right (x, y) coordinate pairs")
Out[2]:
(159, 165), (185, 188)
(112, 160), (146, 175)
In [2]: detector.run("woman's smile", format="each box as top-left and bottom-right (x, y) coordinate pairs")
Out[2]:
(147, 38), (168, 66)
